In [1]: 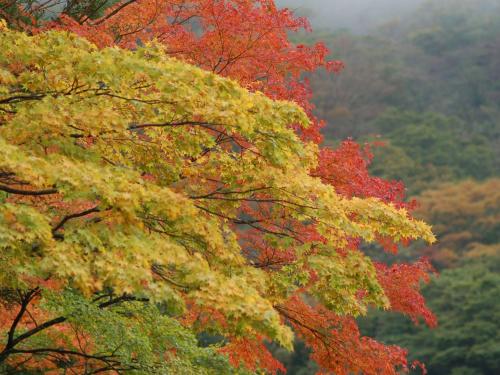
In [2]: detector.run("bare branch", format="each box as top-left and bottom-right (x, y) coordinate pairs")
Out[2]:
(92, 0), (139, 25)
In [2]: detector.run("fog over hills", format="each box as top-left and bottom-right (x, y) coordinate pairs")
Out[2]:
(276, 0), (426, 32)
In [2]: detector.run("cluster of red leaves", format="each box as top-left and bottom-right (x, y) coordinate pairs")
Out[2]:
(376, 259), (437, 327)
(279, 296), (426, 375)
(237, 199), (327, 268)
(182, 301), (287, 373)
(313, 140), (413, 207)
(180, 301), (229, 331)
(241, 233), (299, 270)
(221, 336), (286, 374)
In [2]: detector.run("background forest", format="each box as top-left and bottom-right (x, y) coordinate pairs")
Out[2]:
(276, 0), (500, 374)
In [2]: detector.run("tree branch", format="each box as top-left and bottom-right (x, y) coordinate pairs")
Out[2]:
(7, 289), (40, 347)
(97, 294), (149, 309)
(9, 316), (67, 350)
(52, 206), (101, 234)
(0, 93), (45, 104)
(92, 0), (139, 25)
(0, 184), (57, 196)
(128, 121), (222, 130)
(0, 292), (149, 364)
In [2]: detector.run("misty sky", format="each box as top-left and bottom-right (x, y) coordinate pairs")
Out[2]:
(276, 0), (427, 32)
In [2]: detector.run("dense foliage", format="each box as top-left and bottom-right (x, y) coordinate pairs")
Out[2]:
(0, 1), (438, 373)
(413, 179), (500, 269)
(369, 111), (496, 194)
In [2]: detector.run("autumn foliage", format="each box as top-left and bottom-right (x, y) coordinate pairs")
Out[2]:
(0, 1), (436, 374)
(414, 179), (500, 268)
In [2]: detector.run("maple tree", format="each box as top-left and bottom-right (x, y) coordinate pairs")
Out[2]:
(0, 1), (438, 373)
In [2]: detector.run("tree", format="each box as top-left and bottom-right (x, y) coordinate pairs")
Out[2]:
(0, 1), (437, 372)
(413, 179), (500, 268)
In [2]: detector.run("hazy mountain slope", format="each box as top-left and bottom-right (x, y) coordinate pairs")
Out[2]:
(276, 0), (425, 32)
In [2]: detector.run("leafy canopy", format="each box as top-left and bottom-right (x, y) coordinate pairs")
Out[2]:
(0, 23), (435, 373)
